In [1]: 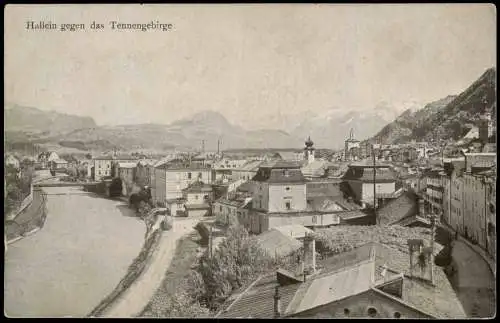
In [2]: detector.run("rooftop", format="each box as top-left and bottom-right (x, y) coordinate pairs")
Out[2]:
(272, 224), (314, 240)
(252, 166), (306, 184)
(216, 242), (466, 319)
(183, 181), (212, 193)
(117, 162), (137, 168)
(260, 160), (303, 169)
(342, 165), (397, 182)
(255, 230), (303, 259)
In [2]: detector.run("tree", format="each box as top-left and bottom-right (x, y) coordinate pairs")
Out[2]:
(109, 178), (123, 197)
(195, 224), (273, 310)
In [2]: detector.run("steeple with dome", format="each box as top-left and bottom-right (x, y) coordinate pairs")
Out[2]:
(304, 136), (315, 164)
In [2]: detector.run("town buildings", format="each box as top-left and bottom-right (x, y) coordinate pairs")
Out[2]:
(152, 157), (212, 212)
(182, 181), (214, 217)
(243, 160), (368, 234)
(135, 159), (157, 188)
(342, 162), (400, 207)
(113, 162), (138, 196)
(37, 151), (59, 169)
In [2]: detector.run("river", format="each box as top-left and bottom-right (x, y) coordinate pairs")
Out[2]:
(4, 186), (145, 318)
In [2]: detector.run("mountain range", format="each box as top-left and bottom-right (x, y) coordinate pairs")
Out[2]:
(4, 67), (496, 154)
(367, 67), (496, 145)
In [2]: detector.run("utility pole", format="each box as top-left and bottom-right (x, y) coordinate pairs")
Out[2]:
(373, 144), (377, 224)
(209, 225), (213, 259)
(430, 214), (436, 284)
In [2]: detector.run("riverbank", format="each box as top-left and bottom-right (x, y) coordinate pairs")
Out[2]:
(141, 231), (205, 317)
(100, 217), (201, 317)
(5, 189), (47, 244)
(88, 228), (162, 317)
(4, 186), (145, 317)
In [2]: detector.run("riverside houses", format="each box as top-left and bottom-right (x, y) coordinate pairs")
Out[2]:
(152, 157), (212, 211)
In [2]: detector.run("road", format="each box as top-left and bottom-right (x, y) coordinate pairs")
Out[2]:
(450, 239), (496, 318)
(102, 217), (201, 318)
(4, 186), (145, 318)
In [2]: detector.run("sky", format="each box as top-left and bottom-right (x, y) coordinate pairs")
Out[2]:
(4, 4), (496, 130)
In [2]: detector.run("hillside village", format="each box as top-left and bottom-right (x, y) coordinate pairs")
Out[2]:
(4, 75), (496, 317)
(4, 4), (496, 318)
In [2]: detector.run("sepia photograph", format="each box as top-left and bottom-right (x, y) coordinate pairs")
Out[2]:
(4, 3), (497, 318)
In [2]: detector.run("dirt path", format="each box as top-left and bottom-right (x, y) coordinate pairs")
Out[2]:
(102, 217), (201, 318)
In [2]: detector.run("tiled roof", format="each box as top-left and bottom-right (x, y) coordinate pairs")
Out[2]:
(137, 159), (157, 166)
(156, 158), (211, 170)
(343, 165), (397, 182)
(301, 160), (329, 177)
(256, 230), (302, 259)
(378, 191), (419, 226)
(217, 273), (302, 318)
(306, 197), (345, 212)
(117, 162), (137, 168)
(185, 203), (210, 210)
(183, 181), (212, 193)
(337, 210), (370, 220)
(234, 160), (265, 172)
(292, 261), (375, 313)
(252, 167), (306, 184)
(272, 225), (313, 240)
(260, 160), (303, 169)
(217, 242), (465, 319)
(215, 198), (245, 208)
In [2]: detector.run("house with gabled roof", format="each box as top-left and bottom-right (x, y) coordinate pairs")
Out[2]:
(216, 241), (466, 319)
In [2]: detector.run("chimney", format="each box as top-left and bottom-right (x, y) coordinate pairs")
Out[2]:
(417, 196), (425, 217)
(273, 286), (282, 318)
(407, 239), (424, 279)
(302, 233), (317, 275)
(479, 118), (489, 145)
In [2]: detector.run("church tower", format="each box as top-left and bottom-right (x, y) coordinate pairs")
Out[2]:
(304, 136), (315, 164)
(344, 128), (360, 161)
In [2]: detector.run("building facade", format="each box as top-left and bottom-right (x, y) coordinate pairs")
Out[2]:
(342, 163), (398, 206)
(153, 158), (213, 207)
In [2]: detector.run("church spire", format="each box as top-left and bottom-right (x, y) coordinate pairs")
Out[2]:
(349, 128), (354, 140)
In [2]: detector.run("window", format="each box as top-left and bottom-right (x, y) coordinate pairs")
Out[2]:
(367, 307), (377, 317)
(285, 202), (291, 210)
(394, 312), (401, 318)
(204, 195), (209, 200)
(344, 308), (350, 316)
(220, 206), (222, 212)
(285, 187), (291, 191)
